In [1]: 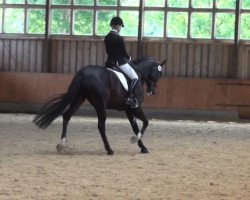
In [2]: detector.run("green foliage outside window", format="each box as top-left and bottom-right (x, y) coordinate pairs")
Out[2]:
(168, 12), (188, 38)
(216, 0), (236, 8)
(120, 0), (139, 6)
(144, 11), (164, 37)
(120, 11), (138, 36)
(191, 12), (212, 38)
(242, 0), (250, 9)
(74, 10), (93, 35)
(5, 0), (24, 3)
(5, 8), (24, 33)
(28, 9), (45, 33)
(241, 14), (250, 39)
(97, 10), (116, 35)
(75, 0), (93, 5)
(145, 0), (164, 7)
(28, 0), (45, 5)
(98, 0), (116, 6)
(192, 0), (213, 8)
(1, 0), (250, 39)
(168, 0), (189, 8)
(215, 13), (235, 39)
(0, 9), (2, 31)
(52, 0), (70, 5)
(51, 9), (70, 34)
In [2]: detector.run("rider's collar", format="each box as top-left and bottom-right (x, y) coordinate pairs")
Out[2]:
(111, 29), (119, 34)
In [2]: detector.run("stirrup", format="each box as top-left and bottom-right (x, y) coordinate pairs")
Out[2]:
(125, 97), (138, 108)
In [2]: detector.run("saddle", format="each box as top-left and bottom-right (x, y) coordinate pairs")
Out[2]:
(106, 67), (129, 91)
(105, 64), (139, 108)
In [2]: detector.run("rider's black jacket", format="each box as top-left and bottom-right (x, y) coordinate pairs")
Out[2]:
(104, 30), (130, 67)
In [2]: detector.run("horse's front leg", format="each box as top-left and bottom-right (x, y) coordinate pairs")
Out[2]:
(125, 108), (149, 153)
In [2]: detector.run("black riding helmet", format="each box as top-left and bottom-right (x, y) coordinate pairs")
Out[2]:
(110, 16), (124, 27)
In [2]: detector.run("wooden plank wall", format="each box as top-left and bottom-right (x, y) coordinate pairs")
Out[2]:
(49, 39), (138, 73)
(1, 38), (250, 80)
(238, 44), (250, 79)
(0, 38), (44, 72)
(2, 72), (250, 114)
(143, 42), (234, 79)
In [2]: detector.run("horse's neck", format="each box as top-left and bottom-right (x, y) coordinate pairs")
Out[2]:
(136, 62), (150, 81)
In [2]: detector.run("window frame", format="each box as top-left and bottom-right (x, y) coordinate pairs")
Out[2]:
(0, 0), (249, 41)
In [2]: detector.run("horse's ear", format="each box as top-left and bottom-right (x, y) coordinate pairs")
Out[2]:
(160, 59), (166, 67)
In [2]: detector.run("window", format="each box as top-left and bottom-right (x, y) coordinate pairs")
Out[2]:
(28, 9), (46, 34)
(145, 0), (164, 7)
(120, 11), (139, 36)
(192, 0), (213, 8)
(0, 0), (139, 35)
(75, 0), (93, 5)
(144, 11), (164, 37)
(169, 0), (189, 8)
(241, 13), (250, 39)
(0, 0), (250, 40)
(5, 8), (25, 33)
(215, 13), (235, 39)
(191, 12), (212, 39)
(241, 0), (250, 39)
(51, 9), (71, 34)
(167, 12), (188, 38)
(97, 10), (116, 35)
(1, 0), (46, 34)
(217, 0), (236, 9)
(242, 0), (250, 9)
(74, 10), (93, 35)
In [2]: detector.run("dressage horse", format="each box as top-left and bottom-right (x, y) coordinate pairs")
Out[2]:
(33, 56), (166, 155)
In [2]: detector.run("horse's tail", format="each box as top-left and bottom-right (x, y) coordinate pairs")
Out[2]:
(33, 73), (83, 129)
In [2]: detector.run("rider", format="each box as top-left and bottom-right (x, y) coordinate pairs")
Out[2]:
(104, 16), (138, 108)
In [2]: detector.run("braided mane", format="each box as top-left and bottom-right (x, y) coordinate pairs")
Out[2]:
(132, 55), (157, 65)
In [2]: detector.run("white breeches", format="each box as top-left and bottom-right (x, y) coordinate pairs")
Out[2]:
(118, 63), (138, 80)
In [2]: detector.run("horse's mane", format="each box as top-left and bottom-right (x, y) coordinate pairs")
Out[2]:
(132, 55), (157, 65)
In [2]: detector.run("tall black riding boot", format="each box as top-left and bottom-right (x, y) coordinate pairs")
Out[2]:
(125, 78), (138, 108)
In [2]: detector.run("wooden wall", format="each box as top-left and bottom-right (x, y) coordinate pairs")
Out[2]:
(1, 72), (250, 115)
(1, 37), (250, 116)
(1, 37), (250, 80)
(143, 41), (234, 79)
(0, 38), (44, 73)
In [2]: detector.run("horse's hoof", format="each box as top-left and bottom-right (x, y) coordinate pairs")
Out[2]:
(107, 150), (114, 155)
(56, 143), (64, 153)
(141, 148), (149, 154)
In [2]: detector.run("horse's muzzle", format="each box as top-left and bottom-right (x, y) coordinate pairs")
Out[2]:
(147, 88), (156, 96)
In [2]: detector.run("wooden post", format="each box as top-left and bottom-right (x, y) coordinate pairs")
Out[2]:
(43, 0), (52, 72)
(137, 0), (144, 58)
(230, 0), (241, 78)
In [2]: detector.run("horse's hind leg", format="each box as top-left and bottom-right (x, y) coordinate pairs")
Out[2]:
(125, 109), (149, 154)
(57, 95), (85, 152)
(92, 103), (113, 155)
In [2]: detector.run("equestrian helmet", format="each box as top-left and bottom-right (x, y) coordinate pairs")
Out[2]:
(110, 16), (124, 27)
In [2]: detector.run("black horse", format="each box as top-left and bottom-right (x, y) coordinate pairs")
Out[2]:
(33, 56), (166, 155)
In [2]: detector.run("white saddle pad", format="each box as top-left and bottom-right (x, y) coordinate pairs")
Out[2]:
(107, 68), (128, 91)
